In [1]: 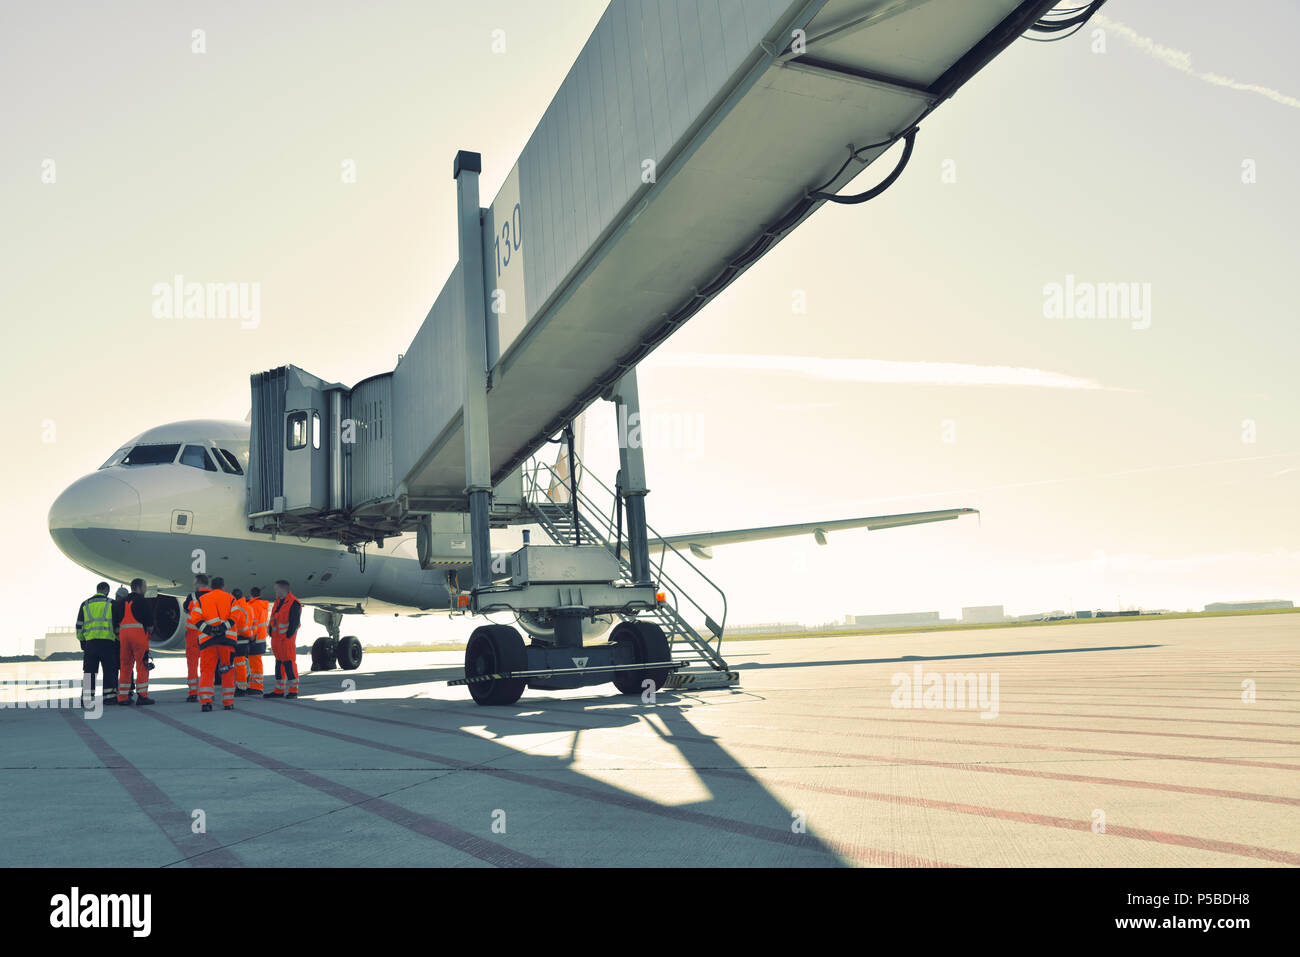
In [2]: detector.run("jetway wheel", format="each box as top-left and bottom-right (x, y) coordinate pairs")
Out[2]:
(336, 636), (363, 671)
(311, 637), (336, 671)
(466, 625), (527, 706)
(610, 620), (671, 695)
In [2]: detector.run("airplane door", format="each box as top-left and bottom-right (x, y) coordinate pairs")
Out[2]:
(283, 393), (328, 514)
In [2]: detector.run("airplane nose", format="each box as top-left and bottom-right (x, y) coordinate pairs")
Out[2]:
(48, 473), (141, 535)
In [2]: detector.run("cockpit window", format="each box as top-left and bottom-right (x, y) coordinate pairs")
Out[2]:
(215, 448), (244, 475)
(120, 444), (181, 466)
(99, 447), (130, 469)
(180, 444), (218, 471)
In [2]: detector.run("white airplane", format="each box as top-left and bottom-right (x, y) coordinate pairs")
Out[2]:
(48, 417), (977, 670)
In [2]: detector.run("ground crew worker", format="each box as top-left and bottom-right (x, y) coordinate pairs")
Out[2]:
(245, 586), (269, 694)
(111, 586), (135, 703)
(230, 588), (252, 697)
(265, 580), (302, 699)
(76, 582), (119, 703)
(113, 579), (155, 705)
(196, 576), (239, 712)
(182, 574), (210, 702)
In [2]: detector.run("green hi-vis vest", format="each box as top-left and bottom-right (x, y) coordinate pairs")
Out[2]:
(79, 595), (116, 642)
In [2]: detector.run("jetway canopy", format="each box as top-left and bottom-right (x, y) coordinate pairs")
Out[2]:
(404, 0), (1057, 502)
(249, 0), (1058, 538)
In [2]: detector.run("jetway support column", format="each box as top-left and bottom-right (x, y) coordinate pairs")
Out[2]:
(453, 149), (494, 593)
(611, 369), (652, 587)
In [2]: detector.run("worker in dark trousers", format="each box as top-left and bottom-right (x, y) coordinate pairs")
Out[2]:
(76, 582), (119, 704)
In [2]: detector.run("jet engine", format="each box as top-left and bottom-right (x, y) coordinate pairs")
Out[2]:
(147, 595), (189, 652)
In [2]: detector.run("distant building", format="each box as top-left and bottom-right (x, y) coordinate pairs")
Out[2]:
(850, 611), (941, 629)
(1204, 600), (1294, 612)
(1076, 610), (1093, 618)
(961, 605), (1005, 624)
(35, 626), (80, 658)
(1009, 609), (1067, 622)
(727, 622), (804, 635)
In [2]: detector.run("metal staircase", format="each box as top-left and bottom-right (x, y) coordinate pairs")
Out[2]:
(523, 458), (738, 688)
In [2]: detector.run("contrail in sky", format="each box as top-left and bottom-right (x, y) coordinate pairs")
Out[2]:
(657, 352), (1109, 390)
(1095, 14), (1300, 109)
(843, 453), (1297, 508)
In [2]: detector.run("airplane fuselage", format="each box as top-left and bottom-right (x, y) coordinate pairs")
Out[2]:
(48, 420), (457, 618)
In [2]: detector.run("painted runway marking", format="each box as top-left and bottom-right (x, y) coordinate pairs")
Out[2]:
(726, 772), (1300, 865)
(267, 704), (954, 867)
(60, 711), (242, 867)
(141, 709), (550, 868)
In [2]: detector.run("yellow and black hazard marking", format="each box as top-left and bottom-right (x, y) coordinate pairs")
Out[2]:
(449, 659), (685, 686)
(664, 671), (740, 688)
(449, 672), (510, 686)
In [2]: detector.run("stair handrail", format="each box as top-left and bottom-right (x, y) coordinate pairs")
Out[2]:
(523, 454), (728, 653)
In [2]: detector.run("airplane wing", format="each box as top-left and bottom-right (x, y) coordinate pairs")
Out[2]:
(649, 508), (978, 559)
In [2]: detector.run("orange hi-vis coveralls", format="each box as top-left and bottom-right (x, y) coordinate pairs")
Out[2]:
(242, 596), (270, 693)
(117, 599), (150, 703)
(269, 591), (302, 697)
(196, 588), (237, 707)
(230, 598), (251, 691)
(182, 589), (208, 698)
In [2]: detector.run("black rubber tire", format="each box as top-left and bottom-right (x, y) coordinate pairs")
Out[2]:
(610, 620), (671, 695)
(465, 625), (527, 706)
(311, 637), (336, 671)
(336, 636), (363, 671)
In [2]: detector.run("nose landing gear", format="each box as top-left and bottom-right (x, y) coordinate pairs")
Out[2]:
(309, 610), (364, 671)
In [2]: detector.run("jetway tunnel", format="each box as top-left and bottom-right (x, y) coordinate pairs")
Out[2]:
(242, 0), (1081, 702)
(246, 0), (1061, 549)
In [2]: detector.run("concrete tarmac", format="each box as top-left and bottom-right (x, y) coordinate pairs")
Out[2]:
(1, 614), (1296, 867)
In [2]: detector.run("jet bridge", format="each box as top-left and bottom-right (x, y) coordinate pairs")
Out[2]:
(419, 0), (1064, 500)
(246, 0), (1073, 703)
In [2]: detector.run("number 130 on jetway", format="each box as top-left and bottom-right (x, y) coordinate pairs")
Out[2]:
(494, 201), (522, 278)
(485, 163), (529, 358)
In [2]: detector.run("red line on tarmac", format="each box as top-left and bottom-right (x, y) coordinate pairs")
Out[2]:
(387, 704), (1300, 854)
(983, 694), (1300, 713)
(60, 712), (242, 867)
(818, 704), (1300, 730)
(710, 772), (1300, 866)
(311, 698), (1300, 806)
(993, 679), (1300, 690)
(504, 702), (1300, 772)
(722, 717), (1300, 772)
(276, 704), (955, 867)
(714, 738), (1300, 807)
(141, 709), (549, 868)
(765, 710), (1300, 747)
(290, 702), (1295, 838)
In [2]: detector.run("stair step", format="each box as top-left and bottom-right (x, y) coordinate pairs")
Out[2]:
(526, 496), (732, 674)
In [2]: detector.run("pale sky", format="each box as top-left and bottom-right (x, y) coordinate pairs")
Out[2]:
(3, 1), (1297, 654)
